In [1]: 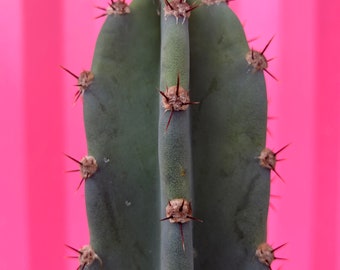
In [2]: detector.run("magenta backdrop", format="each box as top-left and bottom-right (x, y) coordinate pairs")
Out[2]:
(1, 0), (339, 269)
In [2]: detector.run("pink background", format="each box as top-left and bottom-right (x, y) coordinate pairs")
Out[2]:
(1, 0), (339, 269)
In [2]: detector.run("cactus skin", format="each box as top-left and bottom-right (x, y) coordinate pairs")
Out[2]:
(83, 1), (160, 269)
(189, 2), (269, 269)
(76, 0), (270, 269)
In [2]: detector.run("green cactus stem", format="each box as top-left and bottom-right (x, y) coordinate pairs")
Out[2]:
(83, 0), (160, 269)
(68, 0), (273, 269)
(189, 1), (270, 268)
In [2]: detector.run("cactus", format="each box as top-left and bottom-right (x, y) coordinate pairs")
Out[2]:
(65, 0), (277, 269)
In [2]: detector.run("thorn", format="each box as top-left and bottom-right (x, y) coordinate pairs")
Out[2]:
(73, 90), (82, 104)
(182, 101), (200, 106)
(179, 199), (185, 211)
(261, 35), (275, 55)
(160, 77), (198, 131)
(160, 216), (172, 222)
(176, 74), (180, 97)
(95, 6), (106, 11)
(64, 153), (83, 166)
(264, 68), (279, 81)
(165, 109), (174, 131)
(159, 91), (169, 101)
(269, 202), (276, 211)
(270, 194), (282, 199)
(274, 257), (288, 262)
(271, 165), (285, 183)
(274, 143), (290, 156)
(60, 66), (79, 79)
(267, 128), (272, 137)
(272, 242), (288, 253)
(164, 0), (174, 10)
(267, 116), (277, 120)
(187, 216), (203, 223)
(64, 154), (94, 189)
(185, 4), (200, 13)
(66, 255), (79, 259)
(76, 178), (86, 190)
(109, 0), (115, 9)
(259, 144), (290, 182)
(246, 36), (278, 81)
(247, 36), (259, 43)
(78, 265), (86, 270)
(95, 13), (108, 19)
(65, 169), (81, 173)
(65, 244), (82, 255)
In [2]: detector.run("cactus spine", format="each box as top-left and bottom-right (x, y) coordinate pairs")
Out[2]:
(66, 0), (274, 269)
